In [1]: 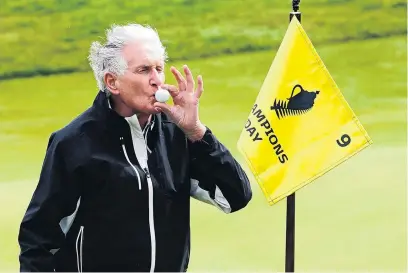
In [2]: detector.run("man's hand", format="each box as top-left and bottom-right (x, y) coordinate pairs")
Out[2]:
(154, 65), (206, 142)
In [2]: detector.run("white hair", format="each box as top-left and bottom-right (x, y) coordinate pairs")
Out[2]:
(88, 23), (168, 94)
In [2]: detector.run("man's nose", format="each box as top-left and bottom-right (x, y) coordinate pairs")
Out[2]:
(150, 69), (164, 87)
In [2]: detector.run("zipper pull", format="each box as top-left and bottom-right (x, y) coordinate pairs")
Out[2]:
(143, 168), (151, 178)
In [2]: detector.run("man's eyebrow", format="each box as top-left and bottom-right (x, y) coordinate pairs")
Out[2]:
(132, 64), (163, 70)
(131, 64), (151, 70)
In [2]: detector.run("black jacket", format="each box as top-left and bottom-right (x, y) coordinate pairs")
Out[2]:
(18, 91), (252, 272)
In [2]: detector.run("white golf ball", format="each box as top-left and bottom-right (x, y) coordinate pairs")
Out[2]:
(155, 88), (170, 102)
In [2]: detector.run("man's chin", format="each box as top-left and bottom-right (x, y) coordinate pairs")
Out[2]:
(152, 107), (162, 115)
(144, 106), (161, 115)
(132, 104), (160, 115)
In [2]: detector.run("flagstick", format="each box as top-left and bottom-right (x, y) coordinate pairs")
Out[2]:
(286, 2), (301, 272)
(285, 193), (296, 272)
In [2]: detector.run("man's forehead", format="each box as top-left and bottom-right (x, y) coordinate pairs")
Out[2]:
(123, 42), (164, 66)
(128, 56), (164, 67)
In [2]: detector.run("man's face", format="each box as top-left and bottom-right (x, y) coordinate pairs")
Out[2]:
(114, 42), (165, 115)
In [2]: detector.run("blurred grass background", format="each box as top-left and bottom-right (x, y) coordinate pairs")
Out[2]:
(0, 0), (405, 79)
(0, 0), (406, 272)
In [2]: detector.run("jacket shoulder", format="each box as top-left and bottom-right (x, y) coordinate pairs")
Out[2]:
(46, 107), (99, 168)
(52, 107), (100, 143)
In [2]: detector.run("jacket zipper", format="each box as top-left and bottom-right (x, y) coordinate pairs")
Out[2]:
(76, 226), (84, 273)
(141, 121), (156, 272)
(120, 137), (142, 190)
(120, 129), (156, 272)
(143, 167), (156, 273)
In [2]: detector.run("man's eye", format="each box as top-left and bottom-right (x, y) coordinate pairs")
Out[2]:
(137, 67), (149, 73)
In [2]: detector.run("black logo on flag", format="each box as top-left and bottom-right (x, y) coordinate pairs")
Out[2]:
(270, 84), (319, 119)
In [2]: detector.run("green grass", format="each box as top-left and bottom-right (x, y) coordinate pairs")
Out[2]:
(0, 35), (406, 271)
(0, 0), (406, 79)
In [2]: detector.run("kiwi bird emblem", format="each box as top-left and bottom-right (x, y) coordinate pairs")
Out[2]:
(270, 84), (320, 119)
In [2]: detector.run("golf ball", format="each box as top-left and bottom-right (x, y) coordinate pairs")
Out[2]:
(155, 88), (170, 102)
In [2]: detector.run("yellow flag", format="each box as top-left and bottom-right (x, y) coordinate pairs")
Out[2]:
(237, 17), (373, 205)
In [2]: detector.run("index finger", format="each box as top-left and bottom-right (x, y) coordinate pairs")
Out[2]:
(170, 66), (186, 91)
(160, 84), (179, 97)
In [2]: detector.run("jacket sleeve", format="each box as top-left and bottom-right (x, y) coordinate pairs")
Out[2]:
(188, 127), (252, 213)
(18, 132), (81, 272)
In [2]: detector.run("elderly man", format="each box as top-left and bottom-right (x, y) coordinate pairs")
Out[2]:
(18, 23), (252, 272)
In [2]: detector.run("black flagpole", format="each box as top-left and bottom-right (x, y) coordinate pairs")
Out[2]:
(286, 2), (301, 272)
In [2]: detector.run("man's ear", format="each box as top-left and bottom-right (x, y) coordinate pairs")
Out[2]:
(104, 72), (120, 95)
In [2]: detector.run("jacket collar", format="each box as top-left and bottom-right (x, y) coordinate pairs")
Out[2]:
(92, 90), (157, 133)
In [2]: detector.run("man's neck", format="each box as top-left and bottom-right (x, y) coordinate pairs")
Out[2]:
(108, 97), (151, 129)
(137, 114), (151, 129)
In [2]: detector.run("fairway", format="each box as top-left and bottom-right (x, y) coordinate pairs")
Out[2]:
(0, 35), (406, 271)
